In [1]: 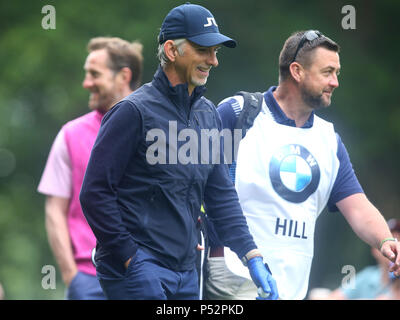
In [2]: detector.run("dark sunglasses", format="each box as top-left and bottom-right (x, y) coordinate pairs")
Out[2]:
(291, 30), (323, 64)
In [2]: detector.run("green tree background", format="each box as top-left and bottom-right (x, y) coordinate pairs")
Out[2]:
(0, 0), (398, 299)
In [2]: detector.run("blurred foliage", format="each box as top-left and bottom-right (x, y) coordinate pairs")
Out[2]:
(0, 0), (399, 299)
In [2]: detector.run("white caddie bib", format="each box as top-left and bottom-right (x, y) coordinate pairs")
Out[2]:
(224, 97), (340, 300)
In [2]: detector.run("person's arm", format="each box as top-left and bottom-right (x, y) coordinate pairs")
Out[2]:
(45, 195), (77, 286)
(202, 96), (242, 249)
(203, 105), (256, 257)
(327, 135), (400, 274)
(203, 163), (256, 257)
(204, 106), (279, 299)
(337, 193), (400, 275)
(79, 100), (142, 266)
(203, 152), (279, 300)
(38, 128), (77, 285)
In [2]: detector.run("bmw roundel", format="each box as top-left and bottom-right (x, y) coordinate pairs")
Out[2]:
(269, 144), (320, 203)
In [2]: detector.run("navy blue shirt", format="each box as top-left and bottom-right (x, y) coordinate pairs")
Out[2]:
(217, 86), (364, 212)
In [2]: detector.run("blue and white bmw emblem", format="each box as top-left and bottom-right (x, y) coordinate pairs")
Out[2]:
(269, 144), (320, 203)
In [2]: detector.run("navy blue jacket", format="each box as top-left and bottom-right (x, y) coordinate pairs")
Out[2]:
(80, 67), (257, 271)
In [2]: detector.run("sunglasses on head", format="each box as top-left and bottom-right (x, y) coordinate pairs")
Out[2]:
(291, 30), (323, 64)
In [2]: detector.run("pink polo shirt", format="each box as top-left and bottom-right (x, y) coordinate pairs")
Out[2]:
(38, 110), (103, 276)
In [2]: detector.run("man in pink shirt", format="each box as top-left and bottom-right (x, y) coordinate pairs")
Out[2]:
(38, 37), (143, 299)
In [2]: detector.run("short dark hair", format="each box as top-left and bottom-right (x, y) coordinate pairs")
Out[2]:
(88, 37), (144, 90)
(278, 30), (340, 82)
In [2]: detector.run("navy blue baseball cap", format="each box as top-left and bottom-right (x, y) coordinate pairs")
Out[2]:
(158, 3), (236, 48)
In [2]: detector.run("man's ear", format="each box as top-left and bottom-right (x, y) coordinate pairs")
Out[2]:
(289, 62), (304, 83)
(118, 67), (132, 87)
(164, 40), (178, 62)
(113, 67), (132, 91)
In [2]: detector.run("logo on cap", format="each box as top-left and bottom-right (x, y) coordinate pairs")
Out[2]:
(204, 17), (218, 27)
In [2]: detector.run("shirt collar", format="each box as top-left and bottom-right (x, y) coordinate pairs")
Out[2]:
(264, 86), (314, 128)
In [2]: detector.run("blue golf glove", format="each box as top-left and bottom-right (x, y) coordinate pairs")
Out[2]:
(247, 256), (279, 300)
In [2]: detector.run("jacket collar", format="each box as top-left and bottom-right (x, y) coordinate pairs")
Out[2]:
(152, 65), (206, 109)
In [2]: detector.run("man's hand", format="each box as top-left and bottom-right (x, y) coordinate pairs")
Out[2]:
(247, 256), (279, 300)
(381, 239), (400, 276)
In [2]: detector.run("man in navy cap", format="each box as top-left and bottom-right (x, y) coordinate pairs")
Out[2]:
(80, 3), (279, 300)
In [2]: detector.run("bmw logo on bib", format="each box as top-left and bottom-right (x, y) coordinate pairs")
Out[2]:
(269, 144), (320, 203)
